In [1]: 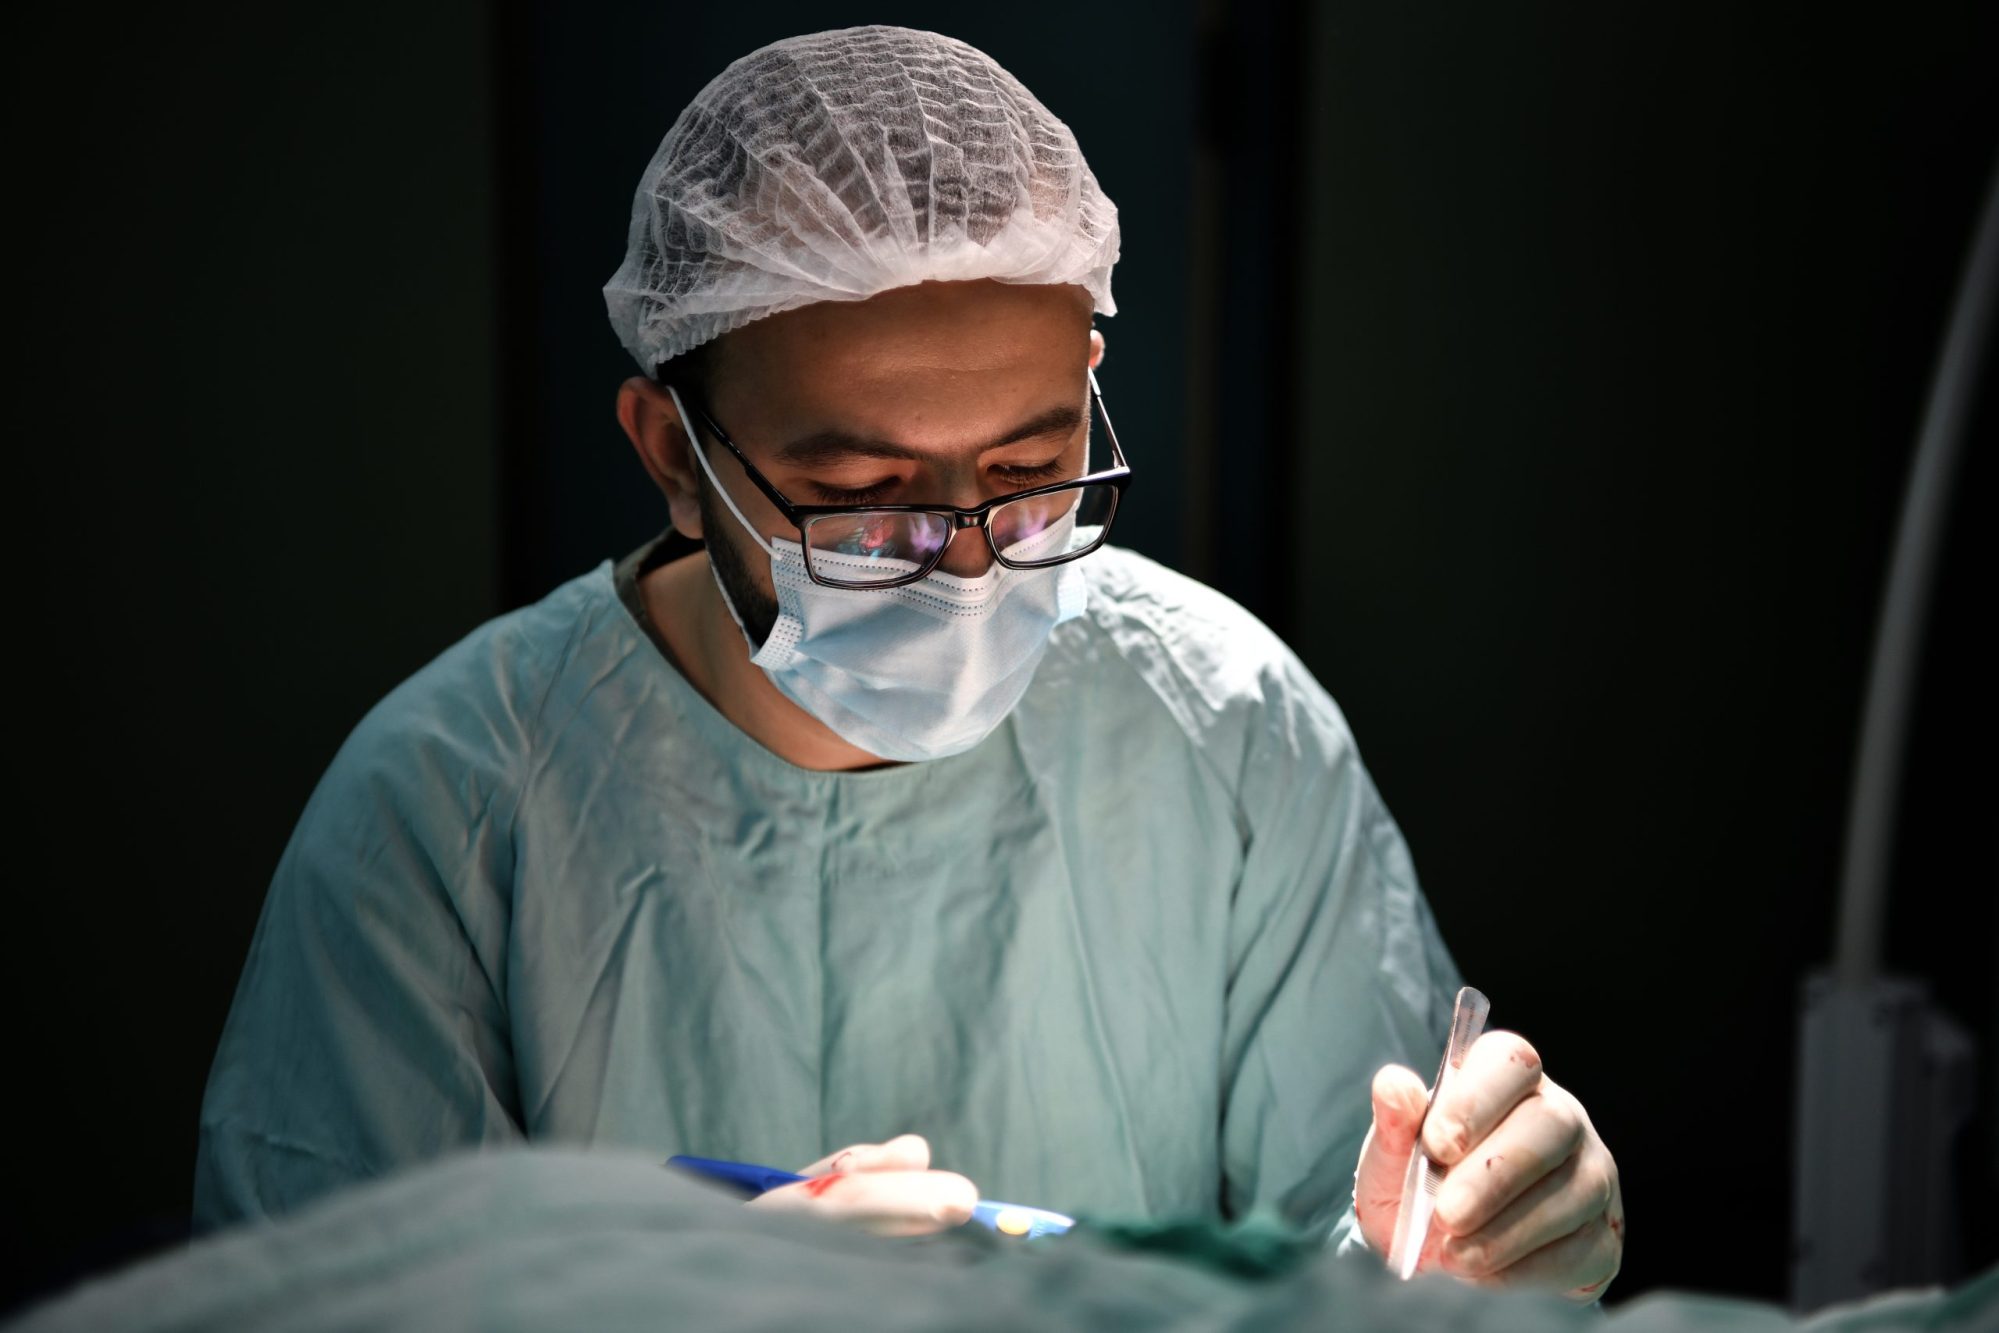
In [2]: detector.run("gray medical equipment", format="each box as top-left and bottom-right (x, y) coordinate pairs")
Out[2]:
(1790, 162), (1996, 1312)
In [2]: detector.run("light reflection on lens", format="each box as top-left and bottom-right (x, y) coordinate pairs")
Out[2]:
(805, 511), (952, 584)
(993, 484), (1118, 566)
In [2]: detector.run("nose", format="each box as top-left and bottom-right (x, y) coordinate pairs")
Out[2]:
(937, 517), (997, 578)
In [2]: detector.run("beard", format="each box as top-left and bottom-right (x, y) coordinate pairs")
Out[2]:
(696, 477), (781, 648)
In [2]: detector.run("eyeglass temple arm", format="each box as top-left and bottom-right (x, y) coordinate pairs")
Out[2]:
(688, 401), (805, 525)
(1087, 369), (1129, 472)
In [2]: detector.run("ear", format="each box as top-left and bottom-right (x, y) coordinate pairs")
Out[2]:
(617, 376), (704, 541)
(1088, 328), (1106, 369)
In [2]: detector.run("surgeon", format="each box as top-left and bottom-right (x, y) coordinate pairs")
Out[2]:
(196, 24), (1623, 1300)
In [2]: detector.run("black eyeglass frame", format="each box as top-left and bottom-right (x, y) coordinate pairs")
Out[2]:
(673, 369), (1133, 591)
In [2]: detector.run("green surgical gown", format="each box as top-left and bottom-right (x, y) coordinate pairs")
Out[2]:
(194, 535), (1462, 1244)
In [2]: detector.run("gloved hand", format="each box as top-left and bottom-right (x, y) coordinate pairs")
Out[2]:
(747, 1133), (978, 1237)
(1353, 1032), (1624, 1301)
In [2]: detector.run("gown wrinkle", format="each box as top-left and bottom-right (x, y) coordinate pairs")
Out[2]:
(1029, 754), (1154, 1215)
(524, 883), (651, 1130)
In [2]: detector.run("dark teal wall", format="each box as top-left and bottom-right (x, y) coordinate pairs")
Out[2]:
(12, 5), (501, 1307)
(1292, 3), (1996, 1301)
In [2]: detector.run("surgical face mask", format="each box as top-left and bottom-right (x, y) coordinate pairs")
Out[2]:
(671, 391), (1089, 763)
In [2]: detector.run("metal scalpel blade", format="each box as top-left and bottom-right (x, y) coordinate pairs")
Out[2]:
(1385, 985), (1490, 1280)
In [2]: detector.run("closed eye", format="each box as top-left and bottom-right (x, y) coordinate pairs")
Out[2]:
(806, 459), (1075, 507)
(809, 480), (900, 505)
(994, 460), (1073, 488)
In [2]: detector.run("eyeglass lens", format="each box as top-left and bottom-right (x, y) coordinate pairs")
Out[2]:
(802, 483), (1119, 587)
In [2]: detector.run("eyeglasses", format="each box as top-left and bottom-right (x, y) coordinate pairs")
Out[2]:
(678, 370), (1133, 590)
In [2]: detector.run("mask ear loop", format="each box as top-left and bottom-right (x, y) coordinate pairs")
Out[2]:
(663, 383), (783, 654)
(665, 384), (779, 559)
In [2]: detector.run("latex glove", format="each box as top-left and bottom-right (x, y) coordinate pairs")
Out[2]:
(1353, 1032), (1624, 1302)
(747, 1133), (977, 1237)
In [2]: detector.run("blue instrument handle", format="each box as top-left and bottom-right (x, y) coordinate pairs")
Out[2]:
(665, 1154), (1075, 1238)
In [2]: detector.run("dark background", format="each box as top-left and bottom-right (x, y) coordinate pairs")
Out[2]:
(9, 0), (1994, 1316)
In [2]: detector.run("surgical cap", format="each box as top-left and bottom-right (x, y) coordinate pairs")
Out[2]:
(603, 25), (1121, 371)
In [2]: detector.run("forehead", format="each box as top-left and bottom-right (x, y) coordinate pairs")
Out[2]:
(709, 280), (1095, 457)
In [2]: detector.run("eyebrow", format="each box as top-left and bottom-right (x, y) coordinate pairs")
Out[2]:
(771, 404), (1085, 468)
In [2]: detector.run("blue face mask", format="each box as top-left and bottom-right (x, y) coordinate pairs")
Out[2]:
(674, 391), (1089, 763)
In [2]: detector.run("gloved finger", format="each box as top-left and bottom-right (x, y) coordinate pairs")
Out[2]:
(1352, 1063), (1431, 1252)
(749, 1167), (978, 1237)
(1439, 1142), (1614, 1278)
(797, 1133), (931, 1176)
(1431, 1079), (1587, 1238)
(1478, 1210), (1622, 1302)
(1422, 1031), (1544, 1167)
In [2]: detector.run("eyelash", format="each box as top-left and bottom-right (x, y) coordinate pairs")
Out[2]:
(812, 460), (1071, 507)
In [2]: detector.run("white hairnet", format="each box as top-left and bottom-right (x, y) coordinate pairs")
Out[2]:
(603, 25), (1120, 372)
